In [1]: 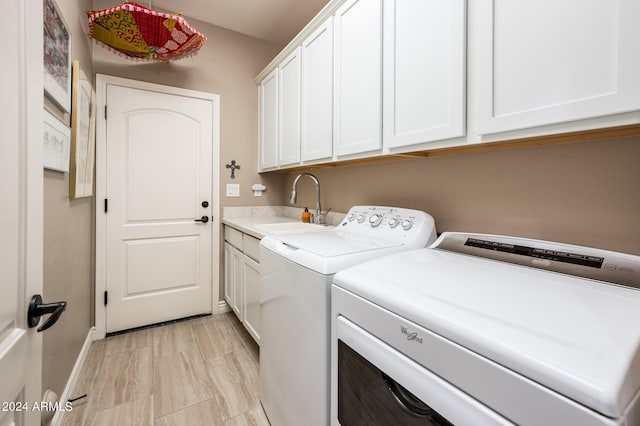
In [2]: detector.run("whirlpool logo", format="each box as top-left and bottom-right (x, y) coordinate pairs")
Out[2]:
(400, 325), (423, 344)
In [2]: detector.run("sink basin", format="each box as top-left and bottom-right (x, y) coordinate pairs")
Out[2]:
(254, 222), (331, 235)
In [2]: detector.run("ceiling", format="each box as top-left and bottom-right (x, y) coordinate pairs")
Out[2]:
(148, 0), (331, 46)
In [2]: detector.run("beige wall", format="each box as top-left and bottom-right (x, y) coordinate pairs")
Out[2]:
(43, 0), (94, 399)
(283, 136), (640, 255)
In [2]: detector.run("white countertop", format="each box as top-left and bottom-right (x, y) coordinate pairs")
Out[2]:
(222, 206), (344, 239)
(222, 215), (301, 239)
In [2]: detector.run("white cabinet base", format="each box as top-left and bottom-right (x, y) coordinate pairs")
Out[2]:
(224, 226), (261, 345)
(243, 256), (260, 344)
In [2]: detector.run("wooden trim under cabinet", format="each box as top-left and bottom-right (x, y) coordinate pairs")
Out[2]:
(262, 123), (640, 173)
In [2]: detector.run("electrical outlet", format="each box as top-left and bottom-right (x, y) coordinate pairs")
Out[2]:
(226, 183), (240, 197)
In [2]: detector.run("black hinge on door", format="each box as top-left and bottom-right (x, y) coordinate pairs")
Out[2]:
(104, 198), (108, 213)
(104, 105), (107, 120)
(104, 291), (108, 305)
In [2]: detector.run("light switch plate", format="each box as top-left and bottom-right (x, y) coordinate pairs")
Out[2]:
(226, 183), (240, 197)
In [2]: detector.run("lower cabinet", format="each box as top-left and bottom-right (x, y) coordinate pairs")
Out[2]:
(223, 226), (261, 345)
(224, 242), (243, 318)
(242, 255), (261, 344)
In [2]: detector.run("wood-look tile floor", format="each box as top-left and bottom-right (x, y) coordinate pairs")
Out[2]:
(62, 312), (269, 426)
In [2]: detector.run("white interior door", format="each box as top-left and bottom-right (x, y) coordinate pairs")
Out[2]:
(102, 79), (217, 333)
(0, 0), (43, 424)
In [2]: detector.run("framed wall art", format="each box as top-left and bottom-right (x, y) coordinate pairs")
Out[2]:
(43, 109), (71, 172)
(43, 0), (71, 112)
(69, 61), (96, 199)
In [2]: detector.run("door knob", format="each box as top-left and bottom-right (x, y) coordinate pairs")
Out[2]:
(194, 215), (209, 223)
(27, 295), (67, 332)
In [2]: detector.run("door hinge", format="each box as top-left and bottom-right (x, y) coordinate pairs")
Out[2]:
(104, 105), (107, 120)
(104, 291), (108, 306)
(104, 198), (108, 213)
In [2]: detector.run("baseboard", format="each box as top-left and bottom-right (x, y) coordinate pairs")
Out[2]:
(50, 326), (95, 426)
(218, 300), (231, 313)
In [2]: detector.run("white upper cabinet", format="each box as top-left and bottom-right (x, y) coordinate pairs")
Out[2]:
(259, 69), (278, 170)
(476, 0), (640, 135)
(278, 48), (302, 167)
(383, 0), (466, 149)
(333, 0), (383, 157)
(301, 18), (334, 162)
(257, 0), (640, 171)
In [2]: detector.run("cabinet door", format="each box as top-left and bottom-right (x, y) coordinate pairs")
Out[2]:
(224, 242), (244, 319)
(334, 0), (383, 156)
(383, 0), (466, 148)
(243, 255), (260, 345)
(259, 69), (278, 170)
(301, 18), (334, 162)
(231, 245), (243, 319)
(476, 0), (640, 134)
(224, 242), (234, 308)
(278, 48), (302, 167)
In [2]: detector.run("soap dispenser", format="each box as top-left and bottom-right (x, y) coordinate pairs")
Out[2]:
(301, 207), (311, 223)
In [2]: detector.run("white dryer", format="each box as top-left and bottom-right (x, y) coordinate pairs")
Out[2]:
(332, 232), (640, 425)
(259, 206), (437, 426)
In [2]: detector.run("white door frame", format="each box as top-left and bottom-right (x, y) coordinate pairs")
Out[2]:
(94, 75), (220, 339)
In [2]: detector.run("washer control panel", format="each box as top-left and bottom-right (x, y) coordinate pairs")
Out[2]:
(338, 206), (437, 247)
(433, 232), (640, 290)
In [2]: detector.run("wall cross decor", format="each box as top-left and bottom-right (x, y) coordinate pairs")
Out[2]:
(226, 160), (241, 179)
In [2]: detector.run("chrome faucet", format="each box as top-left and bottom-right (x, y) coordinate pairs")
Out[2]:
(290, 173), (325, 224)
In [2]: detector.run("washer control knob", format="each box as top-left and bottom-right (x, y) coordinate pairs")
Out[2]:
(347, 213), (355, 221)
(388, 217), (399, 228)
(401, 219), (413, 230)
(369, 214), (382, 227)
(357, 214), (365, 223)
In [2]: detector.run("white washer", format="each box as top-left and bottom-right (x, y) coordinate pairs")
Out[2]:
(332, 232), (640, 425)
(259, 206), (437, 426)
